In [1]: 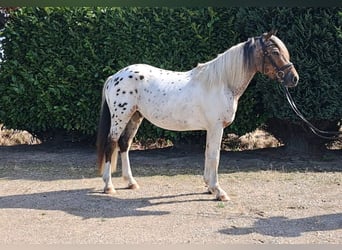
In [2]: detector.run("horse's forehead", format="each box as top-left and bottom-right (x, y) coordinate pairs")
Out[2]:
(271, 36), (290, 58)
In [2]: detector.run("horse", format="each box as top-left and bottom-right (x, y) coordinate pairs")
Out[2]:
(96, 30), (299, 201)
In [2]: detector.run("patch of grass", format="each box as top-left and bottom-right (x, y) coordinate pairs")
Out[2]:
(216, 202), (225, 209)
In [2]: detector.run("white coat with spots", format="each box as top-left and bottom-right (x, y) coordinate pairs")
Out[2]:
(96, 31), (299, 201)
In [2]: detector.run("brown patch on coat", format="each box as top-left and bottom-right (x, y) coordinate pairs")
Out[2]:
(223, 121), (231, 128)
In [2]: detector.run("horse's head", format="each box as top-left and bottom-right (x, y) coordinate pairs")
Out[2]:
(256, 30), (299, 88)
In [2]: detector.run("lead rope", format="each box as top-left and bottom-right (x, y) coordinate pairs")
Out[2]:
(281, 86), (342, 140)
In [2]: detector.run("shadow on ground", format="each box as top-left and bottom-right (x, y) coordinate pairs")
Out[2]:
(0, 143), (341, 181)
(0, 188), (213, 219)
(219, 213), (342, 237)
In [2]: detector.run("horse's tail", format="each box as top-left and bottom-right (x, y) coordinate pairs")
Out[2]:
(96, 80), (118, 175)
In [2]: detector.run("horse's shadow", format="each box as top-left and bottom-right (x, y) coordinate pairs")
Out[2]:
(219, 213), (342, 237)
(0, 188), (210, 219)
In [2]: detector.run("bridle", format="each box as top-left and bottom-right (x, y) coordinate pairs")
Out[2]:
(256, 33), (341, 140)
(261, 35), (341, 140)
(252, 31), (342, 140)
(259, 36), (294, 84)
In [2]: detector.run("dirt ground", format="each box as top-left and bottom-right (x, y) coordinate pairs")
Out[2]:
(0, 128), (341, 244)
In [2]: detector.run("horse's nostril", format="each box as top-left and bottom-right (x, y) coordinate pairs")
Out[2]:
(293, 76), (298, 84)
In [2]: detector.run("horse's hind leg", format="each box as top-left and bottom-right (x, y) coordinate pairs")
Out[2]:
(118, 111), (144, 189)
(103, 138), (119, 194)
(102, 110), (135, 194)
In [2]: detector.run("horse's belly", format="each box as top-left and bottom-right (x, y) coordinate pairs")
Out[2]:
(139, 103), (205, 131)
(148, 117), (205, 131)
(146, 111), (205, 131)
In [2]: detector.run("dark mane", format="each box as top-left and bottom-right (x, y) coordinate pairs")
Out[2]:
(243, 37), (256, 71)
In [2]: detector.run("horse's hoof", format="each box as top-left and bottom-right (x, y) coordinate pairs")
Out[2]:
(217, 194), (230, 202)
(128, 183), (140, 190)
(104, 187), (116, 194)
(207, 187), (214, 194)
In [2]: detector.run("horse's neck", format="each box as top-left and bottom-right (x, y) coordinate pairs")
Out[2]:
(229, 70), (256, 99)
(194, 42), (257, 99)
(224, 44), (257, 98)
(212, 45), (257, 98)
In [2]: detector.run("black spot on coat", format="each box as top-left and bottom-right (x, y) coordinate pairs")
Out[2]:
(118, 103), (128, 108)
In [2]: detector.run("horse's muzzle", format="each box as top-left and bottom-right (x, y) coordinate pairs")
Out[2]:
(282, 70), (299, 88)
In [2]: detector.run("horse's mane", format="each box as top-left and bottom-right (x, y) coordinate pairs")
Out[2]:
(193, 38), (256, 91)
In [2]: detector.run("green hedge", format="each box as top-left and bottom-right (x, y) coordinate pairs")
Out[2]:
(0, 7), (264, 142)
(0, 7), (340, 144)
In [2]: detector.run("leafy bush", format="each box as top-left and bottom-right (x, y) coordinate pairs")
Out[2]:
(1, 7), (340, 147)
(0, 7), (264, 142)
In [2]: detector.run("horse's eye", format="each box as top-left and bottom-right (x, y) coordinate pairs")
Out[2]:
(272, 51), (280, 56)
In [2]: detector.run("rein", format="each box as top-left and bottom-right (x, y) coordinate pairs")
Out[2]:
(282, 86), (342, 140)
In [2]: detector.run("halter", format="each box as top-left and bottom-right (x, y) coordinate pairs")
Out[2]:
(259, 36), (294, 83)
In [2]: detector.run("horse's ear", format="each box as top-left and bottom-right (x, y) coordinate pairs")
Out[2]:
(264, 29), (278, 40)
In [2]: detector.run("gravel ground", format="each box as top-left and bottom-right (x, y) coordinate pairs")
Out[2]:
(0, 144), (341, 244)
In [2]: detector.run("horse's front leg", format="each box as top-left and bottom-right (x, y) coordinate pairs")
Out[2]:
(204, 127), (230, 201)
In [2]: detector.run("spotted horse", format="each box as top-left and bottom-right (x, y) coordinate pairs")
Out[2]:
(96, 30), (299, 201)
